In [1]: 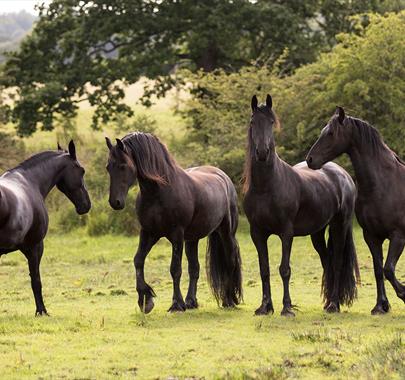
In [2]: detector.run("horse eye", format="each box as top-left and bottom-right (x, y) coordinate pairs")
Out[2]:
(328, 131), (334, 136)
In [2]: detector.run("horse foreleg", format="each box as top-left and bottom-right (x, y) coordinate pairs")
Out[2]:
(251, 226), (273, 315)
(279, 233), (294, 317)
(168, 231), (186, 312)
(134, 229), (158, 314)
(22, 241), (47, 316)
(384, 236), (405, 303)
(363, 231), (390, 314)
(185, 240), (199, 309)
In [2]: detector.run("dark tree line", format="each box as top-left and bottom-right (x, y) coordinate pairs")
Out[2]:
(0, 0), (403, 136)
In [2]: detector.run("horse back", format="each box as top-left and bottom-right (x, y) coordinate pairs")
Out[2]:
(136, 166), (236, 241)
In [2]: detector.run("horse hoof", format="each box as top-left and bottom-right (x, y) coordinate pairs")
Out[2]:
(371, 303), (390, 315)
(168, 300), (186, 313)
(35, 310), (49, 317)
(254, 303), (274, 316)
(138, 297), (155, 314)
(281, 307), (295, 317)
(325, 303), (340, 313)
(185, 298), (198, 309)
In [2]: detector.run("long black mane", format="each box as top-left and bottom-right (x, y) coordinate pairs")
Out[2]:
(345, 116), (405, 165)
(121, 132), (179, 184)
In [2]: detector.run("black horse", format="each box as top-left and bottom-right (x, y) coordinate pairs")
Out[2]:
(0, 141), (91, 315)
(105, 132), (242, 313)
(243, 95), (359, 316)
(307, 107), (405, 314)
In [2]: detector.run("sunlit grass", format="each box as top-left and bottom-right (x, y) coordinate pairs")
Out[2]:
(0, 224), (404, 379)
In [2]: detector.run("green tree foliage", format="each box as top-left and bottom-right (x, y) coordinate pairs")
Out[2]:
(1, 0), (394, 136)
(182, 11), (405, 184)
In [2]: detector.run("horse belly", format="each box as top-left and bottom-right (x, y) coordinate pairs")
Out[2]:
(184, 201), (225, 241)
(356, 199), (396, 238)
(292, 213), (332, 236)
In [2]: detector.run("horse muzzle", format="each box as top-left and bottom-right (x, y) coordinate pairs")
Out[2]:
(255, 147), (270, 162)
(109, 198), (125, 210)
(306, 155), (323, 170)
(76, 200), (91, 215)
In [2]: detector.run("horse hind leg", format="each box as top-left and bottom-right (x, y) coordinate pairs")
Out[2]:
(311, 227), (332, 309)
(168, 232), (186, 313)
(384, 236), (405, 303)
(185, 240), (199, 309)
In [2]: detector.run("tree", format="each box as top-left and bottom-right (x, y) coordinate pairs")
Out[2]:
(180, 11), (405, 184)
(1, 0), (393, 136)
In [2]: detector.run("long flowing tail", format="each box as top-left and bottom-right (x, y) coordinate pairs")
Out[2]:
(322, 227), (360, 306)
(206, 212), (243, 307)
(339, 228), (360, 305)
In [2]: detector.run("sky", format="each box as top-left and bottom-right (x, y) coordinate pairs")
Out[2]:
(0, 1), (51, 15)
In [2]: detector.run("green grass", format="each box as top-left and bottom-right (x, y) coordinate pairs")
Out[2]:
(0, 221), (404, 379)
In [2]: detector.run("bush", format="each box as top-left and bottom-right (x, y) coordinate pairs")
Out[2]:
(53, 206), (88, 234)
(87, 193), (140, 236)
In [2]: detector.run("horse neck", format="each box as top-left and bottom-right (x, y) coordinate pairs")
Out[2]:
(17, 156), (67, 198)
(348, 139), (395, 195)
(249, 148), (286, 193)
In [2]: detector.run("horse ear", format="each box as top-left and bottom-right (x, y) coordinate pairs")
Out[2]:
(336, 106), (345, 124)
(57, 142), (63, 151)
(251, 95), (258, 111)
(68, 140), (77, 160)
(116, 138), (125, 151)
(266, 94), (272, 110)
(105, 136), (113, 150)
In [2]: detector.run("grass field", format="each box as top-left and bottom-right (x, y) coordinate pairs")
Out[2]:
(0, 219), (404, 379)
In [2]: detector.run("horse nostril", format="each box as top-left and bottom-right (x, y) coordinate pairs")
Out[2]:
(116, 199), (121, 207)
(308, 156), (313, 164)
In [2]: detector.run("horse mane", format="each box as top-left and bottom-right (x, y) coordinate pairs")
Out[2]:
(242, 105), (279, 193)
(346, 116), (405, 165)
(121, 132), (179, 185)
(12, 151), (65, 171)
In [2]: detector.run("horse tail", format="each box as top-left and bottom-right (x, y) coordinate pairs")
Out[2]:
(339, 227), (360, 306)
(206, 198), (243, 307)
(322, 226), (360, 307)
